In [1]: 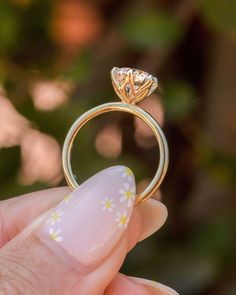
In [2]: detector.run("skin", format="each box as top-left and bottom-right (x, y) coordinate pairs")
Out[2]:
(0, 187), (178, 295)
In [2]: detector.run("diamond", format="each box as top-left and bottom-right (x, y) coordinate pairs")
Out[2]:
(133, 70), (147, 84)
(149, 77), (158, 95)
(111, 67), (158, 104)
(111, 67), (127, 88)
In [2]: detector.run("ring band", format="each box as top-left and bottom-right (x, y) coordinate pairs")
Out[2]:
(62, 67), (169, 205)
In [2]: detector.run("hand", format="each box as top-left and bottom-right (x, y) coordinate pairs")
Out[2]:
(0, 166), (178, 295)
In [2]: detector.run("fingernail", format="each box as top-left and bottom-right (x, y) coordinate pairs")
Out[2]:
(130, 277), (179, 295)
(39, 165), (136, 266)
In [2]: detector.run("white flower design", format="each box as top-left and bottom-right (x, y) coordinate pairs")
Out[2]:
(116, 211), (129, 228)
(46, 208), (64, 226)
(101, 197), (116, 212)
(119, 182), (135, 207)
(117, 166), (133, 182)
(49, 228), (63, 242)
(63, 194), (74, 204)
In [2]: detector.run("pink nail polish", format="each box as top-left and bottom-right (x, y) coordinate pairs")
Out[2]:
(40, 166), (136, 266)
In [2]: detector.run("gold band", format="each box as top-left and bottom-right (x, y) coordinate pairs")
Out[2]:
(62, 101), (169, 205)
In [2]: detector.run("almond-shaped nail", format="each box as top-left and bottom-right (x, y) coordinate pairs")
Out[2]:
(39, 166), (136, 266)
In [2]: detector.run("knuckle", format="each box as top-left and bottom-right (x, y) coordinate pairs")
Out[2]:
(0, 237), (52, 295)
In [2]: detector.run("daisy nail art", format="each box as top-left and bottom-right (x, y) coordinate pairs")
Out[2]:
(117, 166), (134, 182)
(116, 211), (129, 228)
(46, 208), (64, 226)
(63, 194), (74, 204)
(49, 228), (63, 242)
(40, 166), (135, 266)
(119, 182), (136, 207)
(101, 197), (116, 212)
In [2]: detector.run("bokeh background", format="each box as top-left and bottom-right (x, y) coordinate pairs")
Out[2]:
(0, 0), (236, 294)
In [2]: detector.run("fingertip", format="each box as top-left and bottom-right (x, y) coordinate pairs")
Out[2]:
(105, 274), (179, 295)
(138, 198), (168, 242)
(105, 274), (151, 295)
(130, 277), (179, 295)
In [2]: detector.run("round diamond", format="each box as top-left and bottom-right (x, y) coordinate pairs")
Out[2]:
(133, 71), (147, 84)
(111, 67), (158, 104)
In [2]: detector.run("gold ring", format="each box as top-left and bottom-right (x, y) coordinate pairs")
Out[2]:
(62, 67), (169, 205)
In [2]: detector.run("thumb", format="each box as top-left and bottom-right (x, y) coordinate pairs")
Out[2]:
(0, 166), (154, 295)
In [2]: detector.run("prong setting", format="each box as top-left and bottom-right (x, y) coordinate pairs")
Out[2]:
(111, 67), (158, 104)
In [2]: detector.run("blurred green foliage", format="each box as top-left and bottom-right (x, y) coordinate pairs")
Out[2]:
(201, 0), (236, 36)
(0, 0), (235, 294)
(120, 11), (183, 49)
(164, 80), (197, 119)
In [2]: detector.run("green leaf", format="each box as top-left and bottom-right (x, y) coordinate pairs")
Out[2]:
(120, 12), (183, 49)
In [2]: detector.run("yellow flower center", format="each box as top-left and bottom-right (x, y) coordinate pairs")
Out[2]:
(64, 195), (70, 202)
(105, 201), (111, 208)
(125, 191), (133, 199)
(120, 216), (127, 225)
(50, 233), (58, 240)
(51, 212), (60, 221)
(125, 168), (132, 176)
